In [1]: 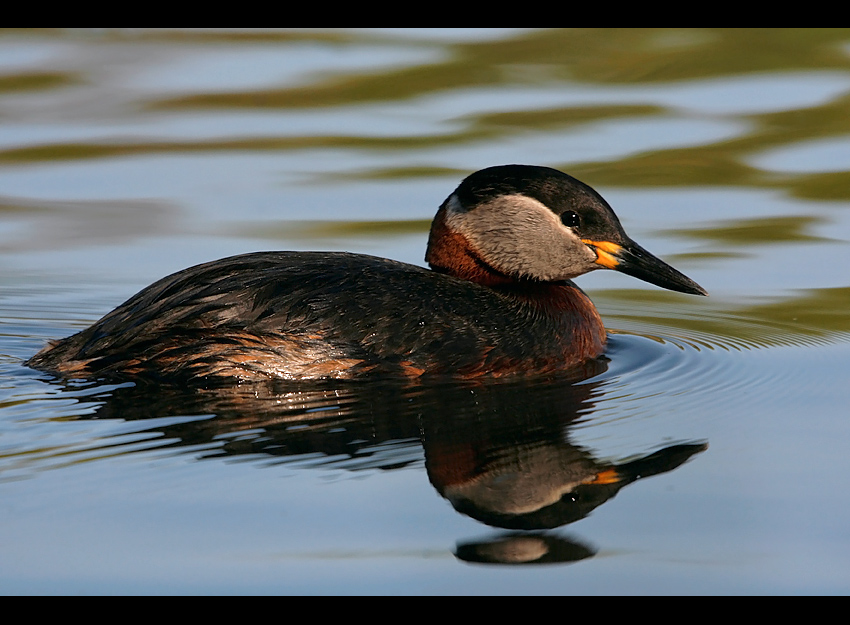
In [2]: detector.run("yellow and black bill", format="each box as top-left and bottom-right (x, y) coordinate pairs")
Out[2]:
(582, 239), (707, 296)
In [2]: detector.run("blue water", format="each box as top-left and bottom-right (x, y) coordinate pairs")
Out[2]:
(1, 29), (849, 595)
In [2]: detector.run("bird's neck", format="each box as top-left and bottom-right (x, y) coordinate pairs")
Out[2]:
(426, 205), (606, 358)
(425, 204), (516, 287)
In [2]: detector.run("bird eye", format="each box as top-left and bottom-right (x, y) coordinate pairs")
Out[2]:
(560, 211), (580, 228)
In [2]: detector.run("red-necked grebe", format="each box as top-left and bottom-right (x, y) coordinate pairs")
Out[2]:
(27, 164), (706, 382)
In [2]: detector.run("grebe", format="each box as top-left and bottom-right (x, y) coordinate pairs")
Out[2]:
(27, 165), (706, 382)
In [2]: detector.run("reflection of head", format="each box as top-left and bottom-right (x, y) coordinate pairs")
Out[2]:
(428, 432), (707, 530)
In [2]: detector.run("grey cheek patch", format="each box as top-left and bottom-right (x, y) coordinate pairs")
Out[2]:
(445, 194), (598, 281)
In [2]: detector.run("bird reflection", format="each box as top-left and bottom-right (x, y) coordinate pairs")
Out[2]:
(454, 533), (596, 565)
(55, 356), (705, 565)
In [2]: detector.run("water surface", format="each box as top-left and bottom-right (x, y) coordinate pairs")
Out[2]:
(1, 28), (849, 595)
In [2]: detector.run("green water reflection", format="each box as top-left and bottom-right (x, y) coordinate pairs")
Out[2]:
(147, 29), (850, 106)
(670, 215), (832, 245)
(0, 28), (848, 201)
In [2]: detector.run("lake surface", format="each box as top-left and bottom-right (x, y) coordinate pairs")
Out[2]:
(1, 28), (849, 595)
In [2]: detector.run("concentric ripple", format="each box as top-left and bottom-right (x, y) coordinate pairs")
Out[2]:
(564, 292), (832, 459)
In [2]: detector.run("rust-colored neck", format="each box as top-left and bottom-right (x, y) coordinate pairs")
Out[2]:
(426, 204), (607, 365)
(504, 280), (607, 368)
(426, 205), (515, 287)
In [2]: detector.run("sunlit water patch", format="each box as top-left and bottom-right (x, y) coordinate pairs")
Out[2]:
(750, 135), (850, 174)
